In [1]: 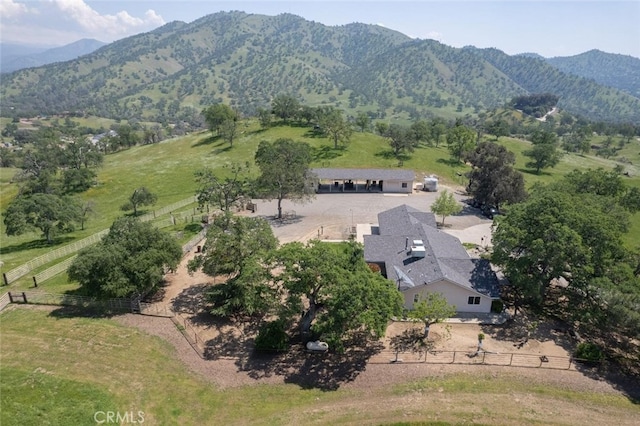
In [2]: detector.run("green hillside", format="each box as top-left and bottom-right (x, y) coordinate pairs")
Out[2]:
(470, 47), (640, 122)
(1, 11), (639, 123)
(546, 50), (640, 99)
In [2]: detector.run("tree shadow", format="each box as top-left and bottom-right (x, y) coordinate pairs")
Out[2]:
(480, 312), (640, 403)
(436, 158), (463, 167)
(192, 134), (221, 147)
(170, 283), (210, 315)
(233, 332), (385, 390)
(0, 235), (75, 255)
(47, 305), (122, 319)
(202, 319), (261, 360)
(211, 145), (232, 155)
(258, 214), (305, 228)
(374, 150), (411, 161)
(516, 167), (552, 177)
(311, 145), (345, 161)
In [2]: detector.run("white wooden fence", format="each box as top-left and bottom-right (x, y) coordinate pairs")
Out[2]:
(2, 196), (198, 285)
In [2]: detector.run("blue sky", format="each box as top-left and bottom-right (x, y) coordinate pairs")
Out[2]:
(2, 0), (639, 58)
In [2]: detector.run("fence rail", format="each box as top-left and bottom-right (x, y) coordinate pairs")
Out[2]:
(32, 255), (77, 286)
(138, 302), (174, 317)
(373, 349), (579, 370)
(3, 230), (108, 285)
(1, 293), (590, 372)
(2, 196), (198, 285)
(0, 292), (11, 312)
(5, 290), (135, 311)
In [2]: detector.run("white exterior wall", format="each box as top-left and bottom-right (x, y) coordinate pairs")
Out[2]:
(402, 280), (492, 313)
(383, 179), (413, 193)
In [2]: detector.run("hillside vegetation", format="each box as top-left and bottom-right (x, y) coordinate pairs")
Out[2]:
(547, 50), (640, 99)
(1, 11), (639, 123)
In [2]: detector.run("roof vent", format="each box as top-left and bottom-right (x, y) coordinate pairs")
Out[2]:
(411, 244), (426, 258)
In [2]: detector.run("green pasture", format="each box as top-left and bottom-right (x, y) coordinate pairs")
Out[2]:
(1, 122), (639, 289)
(1, 307), (637, 425)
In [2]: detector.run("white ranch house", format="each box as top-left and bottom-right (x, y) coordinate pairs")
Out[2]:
(364, 205), (501, 313)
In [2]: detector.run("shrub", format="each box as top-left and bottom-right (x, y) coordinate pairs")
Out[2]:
(254, 319), (289, 352)
(491, 300), (504, 313)
(575, 342), (604, 362)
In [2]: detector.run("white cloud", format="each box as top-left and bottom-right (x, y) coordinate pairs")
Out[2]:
(0, 0), (30, 18)
(50, 0), (165, 38)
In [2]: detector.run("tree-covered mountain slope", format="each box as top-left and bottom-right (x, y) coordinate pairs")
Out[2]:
(1, 11), (638, 123)
(546, 50), (640, 99)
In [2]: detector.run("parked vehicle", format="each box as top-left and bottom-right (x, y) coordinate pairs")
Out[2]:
(481, 204), (499, 219)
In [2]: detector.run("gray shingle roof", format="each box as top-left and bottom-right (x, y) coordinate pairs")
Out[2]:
(312, 168), (415, 181)
(364, 204), (500, 298)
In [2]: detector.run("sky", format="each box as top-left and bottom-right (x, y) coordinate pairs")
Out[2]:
(1, 0), (639, 58)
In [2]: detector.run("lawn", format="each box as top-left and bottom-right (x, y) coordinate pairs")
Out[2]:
(1, 307), (638, 425)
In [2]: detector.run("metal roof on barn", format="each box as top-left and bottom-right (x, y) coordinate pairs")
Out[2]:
(311, 168), (415, 181)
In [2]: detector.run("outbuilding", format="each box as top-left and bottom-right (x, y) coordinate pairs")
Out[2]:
(312, 168), (414, 194)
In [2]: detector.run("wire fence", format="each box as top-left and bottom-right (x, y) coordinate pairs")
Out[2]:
(2, 196), (198, 285)
(172, 313), (205, 358)
(1, 291), (593, 371)
(372, 349), (580, 370)
(4, 290), (135, 312)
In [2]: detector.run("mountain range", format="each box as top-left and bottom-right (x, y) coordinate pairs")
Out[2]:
(1, 11), (638, 123)
(0, 39), (106, 74)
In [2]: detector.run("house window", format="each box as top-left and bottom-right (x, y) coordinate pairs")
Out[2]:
(468, 296), (481, 305)
(402, 182), (408, 188)
(414, 294), (420, 303)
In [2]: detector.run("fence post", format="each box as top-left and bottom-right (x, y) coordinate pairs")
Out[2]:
(452, 351), (456, 364)
(32, 276), (38, 288)
(8, 292), (13, 303)
(2, 273), (8, 286)
(22, 292), (27, 303)
(509, 353), (513, 366)
(568, 358), (573, 370)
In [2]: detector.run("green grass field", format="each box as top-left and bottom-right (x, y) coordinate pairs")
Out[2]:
(1, 122), (639, 288)
(1, 307), (637, 425)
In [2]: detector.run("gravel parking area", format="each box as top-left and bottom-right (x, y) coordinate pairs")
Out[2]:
(249, 185), (492, 244)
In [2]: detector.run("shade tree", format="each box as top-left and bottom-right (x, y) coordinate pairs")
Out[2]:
(446, 123), (476, 163)
(120, 187), (157, 216)
(3, 193), (82, 244)
(466, 141), (527, 210)
(254, 138), (316, 220)
(194, 162), (252, 215)
(524, 130), (562, 174)
(68, 217), (182, 298)
(274, 240), (403, 351)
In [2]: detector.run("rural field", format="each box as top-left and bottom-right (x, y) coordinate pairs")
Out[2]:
(1, 122), (640, 425)
(1, 305), (639, 426)
(2, 122), (639, 289)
